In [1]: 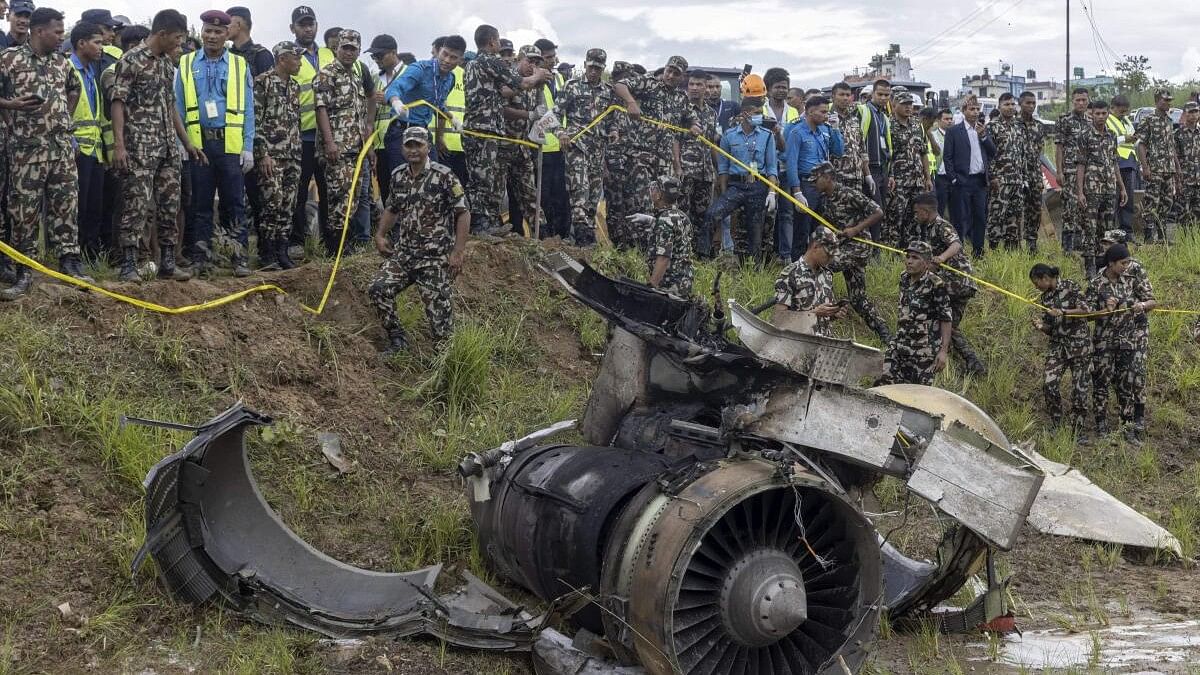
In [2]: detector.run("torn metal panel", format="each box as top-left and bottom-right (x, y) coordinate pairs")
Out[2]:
(581, 327), (646, 446)
(729, 300), (885, 385)
(133, 403), (540, 648)
(1018, 447), (1183, 555)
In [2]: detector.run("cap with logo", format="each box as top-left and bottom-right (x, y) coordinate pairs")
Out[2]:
(366, 34), (397, 55)
(1155, 88), (1174, 101)
(10, 0), (34, 16)
(906, 241), (934, 257)
(225, 6), (251, 22)
(518, 44), (543, 60)
(337, 29), (361, 50)
(199, 10), (232, 27)
(1101, 229), (1128, 244)
(272, 40), (304, 58)
(81, 9), (119, 27)
(498, 38), (514, 54)
(402, 126), (430, 146)
(585, 48), (606, 67)
(291, 5), (315, 23)
(895, 92), (917, 105)
(811, 226), (839, 248)
(666, 55), (689, 73)
(652, 175), (682, 200)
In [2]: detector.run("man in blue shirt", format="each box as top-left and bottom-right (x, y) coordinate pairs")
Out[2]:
(175, 10), (255, 276)
(705, 97), (778, 261)
(783, 96), (844, 261)
(384, 34), (465, 169)
(69, 21), (107, 262)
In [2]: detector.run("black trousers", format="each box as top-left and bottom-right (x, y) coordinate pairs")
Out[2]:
(291, 139), (329, 247)
(869, 164), (888, 242)
(951, 174), (988, 255)
(1116, 166), (1137, 231)
(539, 151), (571, 239)
(75, 152), (106, 259)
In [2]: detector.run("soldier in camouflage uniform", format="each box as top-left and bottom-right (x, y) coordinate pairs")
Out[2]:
(252, 41), (304, 270)
(911, 192), (986, 375)
(876, 241), (954, 386)
(1075, 100), (1128, 278)
(808, 162), (890, 342)
(882, 93), (930, 248)
(1135, 89), (1182, 243)
(1087, 243), (1155, 443)
(110, 9), (199, 283)
(1054, 88), (1092, 252)
(1018, 92), (1046, 252)
(553, 48), (615, 247)
(985, 94), (1026, 250)
(644, 176), (694, 296)
(0, 8), (91, 299)
(1029, 263), (1092, 439)
(368, 127), (469, 354)
(500, 45), (545, 238)
(679, 69), (717, 256)
(829, 82), (870, 193)
(462, 24), (549, 235)
(773, 227), (843, 338)
(314, 29), (373, 255)
(611, 56), (700, 247)
(602, 64), (642, 249)
(1174, 102), (1200, 225)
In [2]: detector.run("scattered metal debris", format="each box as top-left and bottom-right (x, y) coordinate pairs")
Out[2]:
(317, 431), (356, 474)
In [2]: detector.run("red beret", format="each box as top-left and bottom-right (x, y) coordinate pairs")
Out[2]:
(200, 9), (232, 26)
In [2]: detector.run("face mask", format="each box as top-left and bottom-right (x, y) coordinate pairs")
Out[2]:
(749, 114), (763, 126)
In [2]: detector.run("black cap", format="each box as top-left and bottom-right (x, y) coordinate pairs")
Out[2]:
(226, 6), (251, 22)
(366, 34), (397, 55)
(9, 0), (34, 15)
(291, 5), (315, 23)
(81, 8), (119, 27)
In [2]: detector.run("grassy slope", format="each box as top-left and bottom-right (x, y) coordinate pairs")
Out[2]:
(1, 231), (1198, 674)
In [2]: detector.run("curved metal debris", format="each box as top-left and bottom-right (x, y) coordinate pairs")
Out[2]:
(132, 403), (542, 648)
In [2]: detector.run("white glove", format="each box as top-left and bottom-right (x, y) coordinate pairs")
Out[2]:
(864, 174), (876, 194)
(627, 213), (655, 226)
(391, 100), (409, 120)
(790, 190), (808, 208)
(765, 191), (777, 211)
(240, 150), (254, 174)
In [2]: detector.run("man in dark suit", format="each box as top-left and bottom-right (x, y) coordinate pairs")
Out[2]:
(943, 97), (995, 257)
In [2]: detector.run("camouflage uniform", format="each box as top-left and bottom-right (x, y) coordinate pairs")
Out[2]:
(773, 257), (835, 337)
(603, 112), (635, 247)
(367, 159), (467, 341)
(911, 215), (983, 370)
(1087, 267), (1153, 431)
(1054, 110), (1091, 248)
(646, 206), (694, 296)
(252, 70), (302, 241)
(0, 44), (80, 257)
(816, 184), (890, 341)
(1077, 124), (1120, 260)
(1036, 279), (1092, 429)
(882, 116), (926, 247)
(463, 52), (524, 226)
(314, 56), (368, 240)
(500, 84), (540, 235)
(680, 100), (717, 255)
(877, 266), (953, 386)
(985, 115), (1026, 249)
(611, 61), (697, 243)
(555, 71), (616, 244)
(1135, 109), (1179, 242)
(110, 43), (182, 252)
(1174, 123), (1200, 225)
(830, 106), (866, 190)
(1019, 116), (1047, 250)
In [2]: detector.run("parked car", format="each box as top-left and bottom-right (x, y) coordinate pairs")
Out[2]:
(1132, 106), (1182, 126)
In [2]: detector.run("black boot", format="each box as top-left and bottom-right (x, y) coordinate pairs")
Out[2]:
(0, 258), (17, 285)
(1026, 239), (1038, 254)
(1095, 415), (1109, 436)
(0, 265), (32, 301)
(118, 247), (139, 282)
(258, 238), (279, 271)
(274, 237), (296, 270)
(59, 254), (95, 283)
(232, 255), (251, 278)
(158, 246), (192, 281)
(383, 329), (409, 355)
(1061, 230), (1074, 253)
(1082, 255), (1097, 280)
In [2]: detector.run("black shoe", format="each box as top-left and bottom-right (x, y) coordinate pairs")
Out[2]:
(0, 266), (32, 301)
(59, 255), (95, 283)
(158, 247), (192, 281)
(383, 330), (409, 355)
(232, 256), (251, 278)
(1123, 425), (1143, 446)
(275, 238), (296, 270)
(965, 357), (988, 377)
(1095, 417), (1110, 435)
(118, 247), (139, 282)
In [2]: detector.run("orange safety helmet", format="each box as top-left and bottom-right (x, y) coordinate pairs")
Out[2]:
(740, 73), (767, 98)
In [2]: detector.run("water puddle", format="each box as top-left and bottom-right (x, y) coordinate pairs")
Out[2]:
(973, 618), (1200, 670)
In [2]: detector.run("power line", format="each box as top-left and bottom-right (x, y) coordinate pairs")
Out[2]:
(1078, 0), (1114, 72)
(920, 0), (1031, 65)
(907, 0), (1007, 58)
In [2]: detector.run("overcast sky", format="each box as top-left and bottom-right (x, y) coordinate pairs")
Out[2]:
(44, 0), (1200, 91)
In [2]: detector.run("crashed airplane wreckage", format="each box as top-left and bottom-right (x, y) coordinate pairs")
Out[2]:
(133, 251), (1181, 674)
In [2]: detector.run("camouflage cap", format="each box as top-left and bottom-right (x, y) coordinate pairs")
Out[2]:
(1185, 101), (1200, 112)
(1154, 88), (1174, 101)
(666, 55), (688, 72)
(807, 161), (836, 181)
(337, 29), (361, 50)
(895, 92), (917, 105)
(402, 126), (431, 146)
(518, 44), (543, 60)
(498, 38), (514, 54)
(652, 175), (682, 200)
(272, 40), (304, 58)
(1101, 229), (1127, 244)
(906, 240), (934, 257)
(585, 48), (607, 67)
(811, 226), (839, 248)
(611, 60), (633, 78)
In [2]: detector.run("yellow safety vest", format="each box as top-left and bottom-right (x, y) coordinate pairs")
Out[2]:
(762, 101), (801, 125)
(294, 46), (335, 132)
(926, 137), (936, 175)
(430, 65), (464, 153)
(179, 51), (249, 155)
(373, 63), (406, 150)
(102, 44), (122, 59)
(540, 72), (565, 153)
(71, 65), (105, 162)
(1106, 114), (1136, 160)
(857, 102), (893, 153)
(100, 62), (115, 150)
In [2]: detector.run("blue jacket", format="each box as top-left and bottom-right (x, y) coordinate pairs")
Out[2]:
(784, 121), (844, 190)
(942, 121), (996, 185)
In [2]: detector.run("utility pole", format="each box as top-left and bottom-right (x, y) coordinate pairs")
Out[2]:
(1065, 0), (1071, 95)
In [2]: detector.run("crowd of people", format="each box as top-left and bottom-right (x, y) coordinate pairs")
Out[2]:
(0, 4), (1196, 444)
